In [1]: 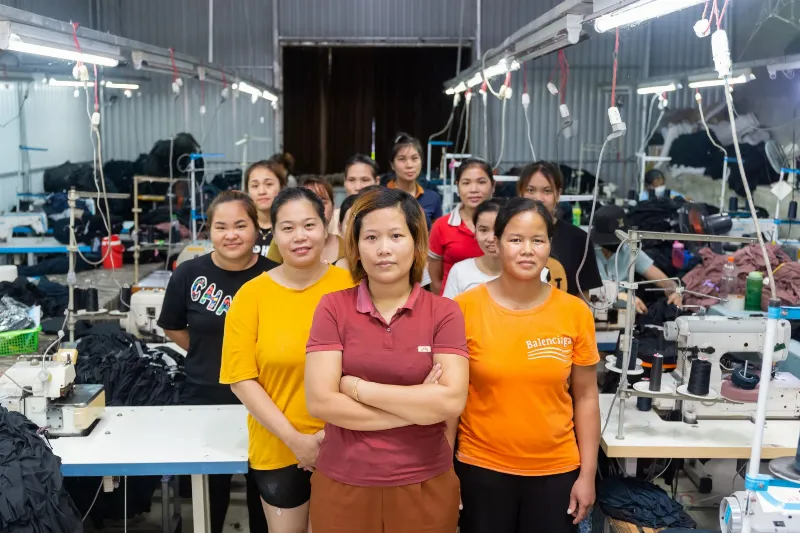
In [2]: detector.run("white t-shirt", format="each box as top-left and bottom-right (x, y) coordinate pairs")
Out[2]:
(442, 258), (497, 299)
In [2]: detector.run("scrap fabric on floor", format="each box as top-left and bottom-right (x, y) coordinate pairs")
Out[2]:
(597, 477), (696, 530)
(0, 407), (84, 533)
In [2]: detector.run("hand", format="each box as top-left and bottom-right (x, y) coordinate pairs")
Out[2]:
(667, 291), (682, 307)
(339, 375), (361, 400)
(423, 363), (442, 385)
(289, 430), (324, 472)
(568, 474), (595, 525)
(634, 296), (648, 314)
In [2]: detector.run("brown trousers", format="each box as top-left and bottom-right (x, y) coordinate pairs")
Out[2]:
(310, 468), (461, 533)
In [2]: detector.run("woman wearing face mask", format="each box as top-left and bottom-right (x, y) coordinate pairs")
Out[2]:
(220, 188), (353, 533)
(383, 133), (442, 229)
(442, 199), (503, 299)
(331, 155), (380, 236)
(246, 160), (287, 258)
(157, 191), (275, 533)
(304, 187), (469, 533)
(266, 178), (345, 265)
(452, 198), (600, 533)
(517, 161), (603, 299)
(428, 158), (496, 295)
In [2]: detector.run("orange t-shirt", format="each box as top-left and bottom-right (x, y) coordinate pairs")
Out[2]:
(454, 284), (599, 476)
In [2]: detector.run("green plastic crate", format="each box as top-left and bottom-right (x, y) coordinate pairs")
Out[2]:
(0, 327), (41, 357)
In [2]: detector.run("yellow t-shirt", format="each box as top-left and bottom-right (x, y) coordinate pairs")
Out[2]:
(220, 266), (354, 470)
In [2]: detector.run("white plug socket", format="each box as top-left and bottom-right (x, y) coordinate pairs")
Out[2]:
(694, 19), (711, 38)
(91, 112), (101, 126)
(521, 92), (530, 108)
(608, 107), (627, 139)
(712, 30), (732, 78)
(547, 82), (559, 95)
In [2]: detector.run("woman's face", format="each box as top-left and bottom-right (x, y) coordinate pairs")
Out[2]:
(391, 146), (422, 184)
(498, 210), (551, 282)
(475, 211), (499, 257)
(273, 199), (327, 268)
(344, 163), (377, 196)
(247, 167), (282, 216)
(304, 185), (334, 225)
(210, 202), (257, 261)
(357, 206), (415, 286)
(458, 167), (494, 210)
(521, 172), (560, 215)
(340, 206), (354, 239)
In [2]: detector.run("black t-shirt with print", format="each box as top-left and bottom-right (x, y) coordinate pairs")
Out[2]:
(253, 229), (273, 259)
(158, 253), (276, 390)
(549, 221), (603, 296)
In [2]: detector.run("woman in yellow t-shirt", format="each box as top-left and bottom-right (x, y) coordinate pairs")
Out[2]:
(452, 197), (600, 533)
(220, 187), (353, 532)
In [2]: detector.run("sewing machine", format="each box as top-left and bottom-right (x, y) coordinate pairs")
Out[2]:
(657, 315), (800, 420)
(0, 212), (48, 242)
(0, 354), (104, 436)
(589, 281), (628, 327)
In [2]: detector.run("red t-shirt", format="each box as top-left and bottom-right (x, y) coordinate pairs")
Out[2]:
(429, 207), (483, 294)
(306, 281), (468, 487)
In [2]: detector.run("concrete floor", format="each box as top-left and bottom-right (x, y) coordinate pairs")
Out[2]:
(83, 470), (731, 533)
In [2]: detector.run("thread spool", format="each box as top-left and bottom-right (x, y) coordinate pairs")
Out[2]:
(728, 196), (738, 212)
(628, 189), (637, 201)
(636, 395), (652, 412)
(788, 200), (798, 220)
(649, 353), (664, 392)
(687, 358), (712, 396)
(74, 288), (85, 311)
(120, 285), (132, 312)
(615, 338), (639, 371)
(85, 288), (99, 313)
(731, 361), (758, 390)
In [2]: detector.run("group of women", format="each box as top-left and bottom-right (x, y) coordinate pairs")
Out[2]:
(158, 132), (602, 533)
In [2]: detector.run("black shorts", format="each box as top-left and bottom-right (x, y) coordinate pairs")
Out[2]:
(249, 465), (312, 509)
(456, 459), (580, 533)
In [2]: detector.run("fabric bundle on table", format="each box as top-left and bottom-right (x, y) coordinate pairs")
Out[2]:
(0, 407), (84, 533)
(0, 276), (69, 319)
(597, 477), (696, 529)
(681, 244), (800, 310)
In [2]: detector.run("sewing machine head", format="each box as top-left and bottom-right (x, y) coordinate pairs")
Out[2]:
(0, 353), (104, 436)
(661, 315), (799, 420)
(0, 212), (48, 242)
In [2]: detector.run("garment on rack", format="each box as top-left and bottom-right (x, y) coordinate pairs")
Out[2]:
(0, 407), (84, 533)
(597, 477), (696, 530)
(681, 245), (800, 310)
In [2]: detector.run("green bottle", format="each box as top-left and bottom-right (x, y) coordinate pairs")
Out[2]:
(744, 271), (763, 311)
(572, 203), (582, 226)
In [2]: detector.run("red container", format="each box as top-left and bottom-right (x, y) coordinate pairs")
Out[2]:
(101, 235), (124, 269)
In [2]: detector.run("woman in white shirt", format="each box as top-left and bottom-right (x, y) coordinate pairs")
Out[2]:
(443, 200), (503, 299)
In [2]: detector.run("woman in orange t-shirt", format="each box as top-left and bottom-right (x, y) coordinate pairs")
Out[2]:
(452, 197), (600, 533)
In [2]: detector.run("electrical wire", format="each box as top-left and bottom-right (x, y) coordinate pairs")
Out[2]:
(611, 29), (620, 108)
(480, 49), (504, 100)
(724, 77), (777, 298)
(523, 102), (537, 160)
(0, 86), (29, 128)
(493, 97), (508, 171)
(453, 98), (468, 155)
(697, 91), (727, 156)
(460, 94), (471, 154)
(82, 480), (103, 522)
(482, 84), (489, 159)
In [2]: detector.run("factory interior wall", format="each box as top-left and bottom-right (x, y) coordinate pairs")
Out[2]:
(283, 46), (467, 176)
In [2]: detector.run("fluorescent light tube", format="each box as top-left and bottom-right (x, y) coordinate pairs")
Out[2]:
(637, 82), (679, 95)
(234, 81), (262, 98)
(6, 34), (119, 67)
(263, 91), (278, 102)
(595, 0), (706, 33)
(105, 82), (140, 90)
(688, 70), (754, 89)
(48, 78), (95, 87)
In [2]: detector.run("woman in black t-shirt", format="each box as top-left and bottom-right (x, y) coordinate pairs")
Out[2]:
(246, 160), (287, 258)
(158, 191), (276, 533)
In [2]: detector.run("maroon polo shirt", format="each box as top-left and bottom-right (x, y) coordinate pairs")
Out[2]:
(306, 280), (468, 487)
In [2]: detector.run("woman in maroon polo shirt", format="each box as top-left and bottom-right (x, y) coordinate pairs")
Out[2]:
(428, 158), (495, 295)
(305, 186), (469, 533)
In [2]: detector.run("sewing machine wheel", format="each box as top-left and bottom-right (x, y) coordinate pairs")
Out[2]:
(731, 367), (759, 390)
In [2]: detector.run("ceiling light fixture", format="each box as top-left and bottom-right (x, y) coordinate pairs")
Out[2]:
(593, 0), (706, 33)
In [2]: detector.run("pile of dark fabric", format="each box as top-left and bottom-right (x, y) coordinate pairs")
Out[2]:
(0, 276), (68, 319)
(141, 133), (205, 194)
(626, 198), (683, 278)
(597, 477), (696, 530)
(211, 168), (243, 192)
(75, 332), (185, 406)
(66, 333), (185, 527)
(668, 130), (779, 196)
(0, 406), (84, 533)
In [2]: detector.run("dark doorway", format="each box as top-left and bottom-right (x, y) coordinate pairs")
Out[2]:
(283, 46), (469, 176)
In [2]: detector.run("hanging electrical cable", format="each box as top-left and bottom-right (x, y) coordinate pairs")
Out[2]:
(521, 62), (537, 160)
(460, 90), (472, 154)
(493, 72), (512, 171)
(481, 82), (489, 159)
(429, 0), (466, 152)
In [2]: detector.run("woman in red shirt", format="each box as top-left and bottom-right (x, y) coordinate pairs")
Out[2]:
(428, 158), (495, 294)
(305, 187), (469, 533)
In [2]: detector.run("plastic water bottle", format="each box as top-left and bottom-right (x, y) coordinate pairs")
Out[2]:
(719, 256), (738, 301)
(572, 203), (582, 226)
(745, 271), (764, 311)
(671, 241), (685, 270)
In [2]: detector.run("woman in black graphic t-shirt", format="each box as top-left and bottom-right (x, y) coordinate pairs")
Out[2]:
(245, 160), (287, 258)
(158, 191), (276, 533)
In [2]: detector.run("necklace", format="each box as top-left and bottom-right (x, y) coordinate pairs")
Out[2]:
(258, 226), (272, 240)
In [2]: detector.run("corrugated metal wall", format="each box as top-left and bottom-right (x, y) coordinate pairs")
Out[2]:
(0, 0), (770, 209)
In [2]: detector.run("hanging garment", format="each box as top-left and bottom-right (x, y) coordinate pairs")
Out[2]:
(0, 407), (84, 533)
(597, 477), (696, 530)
